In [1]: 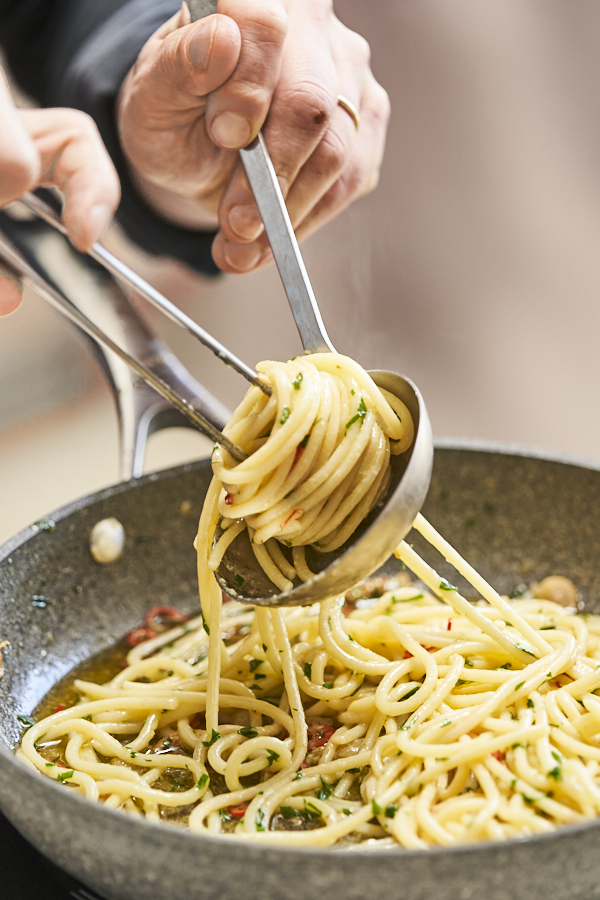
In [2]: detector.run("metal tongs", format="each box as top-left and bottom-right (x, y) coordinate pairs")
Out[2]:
(0, 0), (433, 605)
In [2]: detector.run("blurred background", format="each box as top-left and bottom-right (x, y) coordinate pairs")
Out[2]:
(2, 0), (600, 545)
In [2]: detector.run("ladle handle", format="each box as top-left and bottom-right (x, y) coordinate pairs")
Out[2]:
(186, 2), (335, 356)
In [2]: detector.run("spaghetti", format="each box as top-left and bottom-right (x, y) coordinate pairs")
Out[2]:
(16, 356), (600, 847)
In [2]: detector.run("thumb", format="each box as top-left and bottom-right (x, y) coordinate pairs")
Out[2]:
(134, 11), (242, 113)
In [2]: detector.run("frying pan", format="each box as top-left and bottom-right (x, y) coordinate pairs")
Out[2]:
(2, 442), (600, 900)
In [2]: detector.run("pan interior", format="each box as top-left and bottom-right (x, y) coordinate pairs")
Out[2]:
(2, 446), (600, 758)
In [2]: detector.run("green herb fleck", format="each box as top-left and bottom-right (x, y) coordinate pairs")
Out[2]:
(343, 808), (352, 816)
(57, 770), (74, 783)
(130, 751), (137, 759)
(371, 799), (382, 816)
(266, 750), (279, 766)
(303, 662), (312, 680)
(203, 619), (210, 636)
(345, 398), (367, 434)
(323, 682), (334, 690)
(17, 714), (35, 729)
(255, 808), (266, 832)
(249, 658), (263, 673)
(316, 776), (332, 801)
(292, 373), (303, 390)
(551, 750), (561, 763)
(234, 573), (245, 588)
(527, 698), (534, 708)
(347, 767), (361, 774)
(239, 726), (258, 739)
(515, 682), (525, 691)
(385, 803), (399, 818)
(439, 578), (457, 592)
(202, 729), (221, 748)
(280, 407), (291, 425)
(510, 584), (528, 599)
(45, 762), (56, 767)
(402, 685), (419, 700)
(547, 767), (562, 781)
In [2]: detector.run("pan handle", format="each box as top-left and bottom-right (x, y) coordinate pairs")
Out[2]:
(0, 202), (231, 481)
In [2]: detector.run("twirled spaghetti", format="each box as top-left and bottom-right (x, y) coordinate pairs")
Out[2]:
(207, 354), (414, 593)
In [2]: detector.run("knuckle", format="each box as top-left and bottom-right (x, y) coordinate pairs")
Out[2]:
(315, 129), (348, 178)
(282, 82), (336, 133)
(350, 31), (371, 67)
(247, 3), (288, 46)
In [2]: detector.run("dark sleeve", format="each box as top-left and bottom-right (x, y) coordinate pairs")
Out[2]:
(0, 0), (220, 276)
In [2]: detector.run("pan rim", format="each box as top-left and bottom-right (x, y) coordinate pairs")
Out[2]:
(2, 440), (600, 861)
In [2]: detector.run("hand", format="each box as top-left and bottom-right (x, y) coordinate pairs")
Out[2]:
(117, 0), (389, 274)
(0, 70), (120, 315)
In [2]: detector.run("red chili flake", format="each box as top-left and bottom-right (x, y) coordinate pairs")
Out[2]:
(492, 750), (503, 762)
(447, 620), (452, 631)
(300, 759), (313, 769)
(144, 606), (188, 628)
(53, 704), (66, 713)
(281, 508), (304, 529)
(403, 650), (413, 659)
(189, 712), (206, 730)
(306, 722), (335, 752)
(126, 626), (157, 647)
(291, 445), (304, 469)
(228, 803), (249, 818)
(56, 759), (68, 768)
(555, 681), (562, 689)
(224, 493), (234, 506)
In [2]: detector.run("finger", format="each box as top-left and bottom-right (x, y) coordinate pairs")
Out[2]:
(216, 0), (337, 243)
(212, 78), (389, 274)
(124, 10), (241, 123)
(286, 76), (388, 233)
(204, 0), (288, 150)
(118, 9), (241, 194)
(286, 84), (390, 244)
(0, 70), (41, 205)
(19, 108), (121, 251)
(0, 261), (23, 316)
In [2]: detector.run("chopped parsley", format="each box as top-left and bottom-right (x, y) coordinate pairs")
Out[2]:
(439, 578), (457, 592)
(280, 407), (291, 425)
(385, 803), (399, 818)
(292, 373), (303, 390)
(299, 433), (310, 449)
(203, 619), (210, 636)
(345, 398), (367, 434)
(316, 777), (333, 801)
(371, 799), (382, 816)
(130, 751), (137, 759)
(17, 714), (35, 730)
(515, 682), (525, 691)
(197, 774), (209, 789)
(402, 685), (420, 700)
(202, 729), (221, 748)
(238, 726), (258, 739)
(343, 808), (352, 816)
(547, 767), (562, 781)
(255, 809), (266, 831)
(266, 750), (279, 765)
(527, 698), (534, 708)
(234, 574), (245, 588)
(323, 682), (334, 690)
(249, 658), (263, 673)
(57, 770), (74, 783)
(303, 662), (312, 680)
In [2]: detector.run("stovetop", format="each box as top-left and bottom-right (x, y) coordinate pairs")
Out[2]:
(0, 810), (108, 900)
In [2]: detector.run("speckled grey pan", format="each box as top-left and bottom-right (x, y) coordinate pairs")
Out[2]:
(1, 442), (600, 900)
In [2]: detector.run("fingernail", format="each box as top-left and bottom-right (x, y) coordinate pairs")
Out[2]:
(223, 240), (262, 272)
(227, 204), (263, 241)
(210, 111), (252, 150)
(189, 15), (218, 71)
